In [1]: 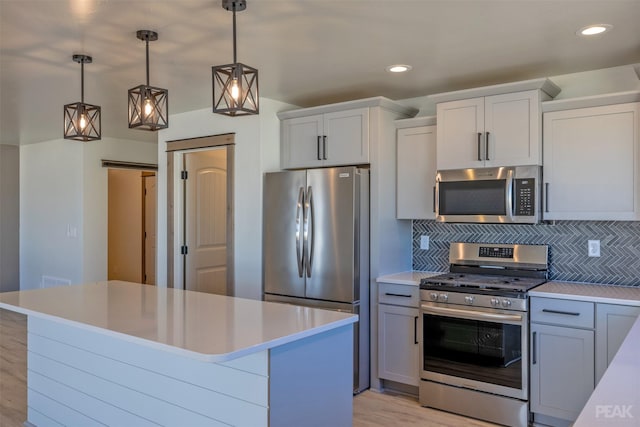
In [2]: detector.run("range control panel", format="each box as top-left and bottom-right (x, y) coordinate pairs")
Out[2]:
(479, 246), (514, 259)
(514, 178), (535, 216)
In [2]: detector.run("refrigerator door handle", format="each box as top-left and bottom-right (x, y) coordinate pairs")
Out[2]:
(304, 185), (315, 278)
(295, 186), (305, 278)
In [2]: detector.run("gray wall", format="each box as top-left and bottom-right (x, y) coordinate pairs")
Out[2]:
(413, 220), (640, 286)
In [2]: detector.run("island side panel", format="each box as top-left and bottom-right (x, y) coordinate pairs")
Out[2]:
(26, 316), (269, 427)
(269, 323), (353, 427)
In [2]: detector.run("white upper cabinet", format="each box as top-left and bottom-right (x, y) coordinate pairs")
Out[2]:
(281, 108), (368, 169)
(395, 117), (437, 219)
(430, 78), (559, 170)
(436, 90), (542, 170)
(436, 97), (484, 169)
(543, 101), (640, 220)
(279, 98), (416, 170)
(281, 114), (324, 169)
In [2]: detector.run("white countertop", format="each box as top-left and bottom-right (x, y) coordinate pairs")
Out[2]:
(574, 314), (640, 426)
(376, 271), (442, 286)
(0, 281), (357, 363)
(529, 281), (640, 306)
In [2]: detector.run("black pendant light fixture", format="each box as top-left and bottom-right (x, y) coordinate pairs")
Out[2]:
(64, 54), (101, 141)
(128, 30), (169, 130)
(212, 0), (259, 116)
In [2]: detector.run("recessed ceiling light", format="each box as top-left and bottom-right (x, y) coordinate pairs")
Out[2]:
(386, 64), (412, 73)
(577, 24), (613, 36)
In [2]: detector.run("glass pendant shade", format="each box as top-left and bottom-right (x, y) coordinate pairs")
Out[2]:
(128, 30), (168, 130)
(212, 0), (259, 116)
(212, 62), (259, 116)
(64, 54), (101, 141)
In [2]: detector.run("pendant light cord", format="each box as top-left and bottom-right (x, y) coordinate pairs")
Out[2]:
(232, 8), (237, 64)
(145, 37), (150, 86)
(80, 60), (85, 104)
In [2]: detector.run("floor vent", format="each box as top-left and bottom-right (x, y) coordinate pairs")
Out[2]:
(41, 276), (71, 288)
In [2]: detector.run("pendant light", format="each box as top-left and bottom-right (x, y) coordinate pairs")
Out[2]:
(212, 0), (259, 116)
(128, 30), (169, 130)
(64, 54), (101, 141)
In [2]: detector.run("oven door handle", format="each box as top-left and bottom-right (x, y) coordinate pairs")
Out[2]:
(421, 304), (524, 323)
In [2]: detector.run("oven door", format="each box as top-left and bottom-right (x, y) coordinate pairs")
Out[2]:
(420, 302), (528, 400)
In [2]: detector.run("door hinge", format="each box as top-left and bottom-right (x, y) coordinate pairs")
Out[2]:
(181, 170), (188, 180)
(181, 245), (188, 255)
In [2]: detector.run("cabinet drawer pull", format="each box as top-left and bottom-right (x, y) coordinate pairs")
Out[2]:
(477, 133), (482, 161)
(485, 131), (490, 160)
(532, 331), (537, 365)
(414, 316), (419, 345)
(384, 292), (412, 298)
(317, 136), (322, 160)
(542, 308), (581, 316)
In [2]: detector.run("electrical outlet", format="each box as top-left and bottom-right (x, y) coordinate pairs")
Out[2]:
(420, 235), (429, 250)
(588, 240), (601, 257)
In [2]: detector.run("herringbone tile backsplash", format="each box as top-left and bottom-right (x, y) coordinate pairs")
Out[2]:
(413, 220), (640, 286)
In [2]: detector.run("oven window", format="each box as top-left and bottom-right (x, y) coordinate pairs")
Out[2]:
(439, 180), (506, 216)
(423, 314), (522, 389)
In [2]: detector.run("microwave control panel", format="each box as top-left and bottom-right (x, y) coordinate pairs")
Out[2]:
(514, 178), (535, 216)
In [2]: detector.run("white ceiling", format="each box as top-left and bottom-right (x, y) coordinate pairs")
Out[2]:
(1, 0), (639, 145)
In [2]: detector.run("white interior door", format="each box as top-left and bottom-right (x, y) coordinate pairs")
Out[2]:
(143, 175), (157, 285)
(184, 148), (228, 294)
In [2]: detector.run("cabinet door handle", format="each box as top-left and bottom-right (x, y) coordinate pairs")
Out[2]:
(545, 183), (549, 213)
(414, 316), (419, 345)
(542, 308), (581, 316)
(477, 133), (482, 161)
(384, 292), (411, 298)
(323, 135), (327, 160)
(532, 331), (537, 365)
(485, 131), (490, 160)
(317, 136), (322, 161)
(432, 186), (436, 213)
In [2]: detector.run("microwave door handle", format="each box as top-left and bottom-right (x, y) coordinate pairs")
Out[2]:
(432, 186), (436, 213)
(506, 169), (515, 220)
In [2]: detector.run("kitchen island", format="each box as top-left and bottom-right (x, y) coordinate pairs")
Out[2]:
(0, 281), (357, 427)
(574, 313), (640, 427)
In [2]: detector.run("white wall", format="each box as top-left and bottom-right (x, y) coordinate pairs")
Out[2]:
(156, 98), (293, 300)
(20, 137), (157, 290)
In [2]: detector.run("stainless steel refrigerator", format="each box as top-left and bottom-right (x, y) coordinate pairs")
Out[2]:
(263, 166), (370, 393)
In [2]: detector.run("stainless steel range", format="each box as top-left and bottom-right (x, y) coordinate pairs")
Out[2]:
(419, 242), (549, 427)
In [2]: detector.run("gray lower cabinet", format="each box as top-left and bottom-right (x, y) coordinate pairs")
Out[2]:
(595, 303), (640, 383)
(530, 323), (595, 422)
(530, 297), (595, 425)
(377, 283), (420, 387)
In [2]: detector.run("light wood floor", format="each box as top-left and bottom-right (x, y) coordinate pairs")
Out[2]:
(0, 308), (497, 427)
(0, 309), (27, 427)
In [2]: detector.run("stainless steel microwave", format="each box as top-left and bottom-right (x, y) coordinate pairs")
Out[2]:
(435, 165), (541, 224)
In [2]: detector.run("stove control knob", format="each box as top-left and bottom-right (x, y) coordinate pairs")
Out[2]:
(429, 292), (438, 301)
(464, 296), (475, 305)
(438, 293), (448, 302)
(502, 299), (512, 308)
(490, 298), (500, 307)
